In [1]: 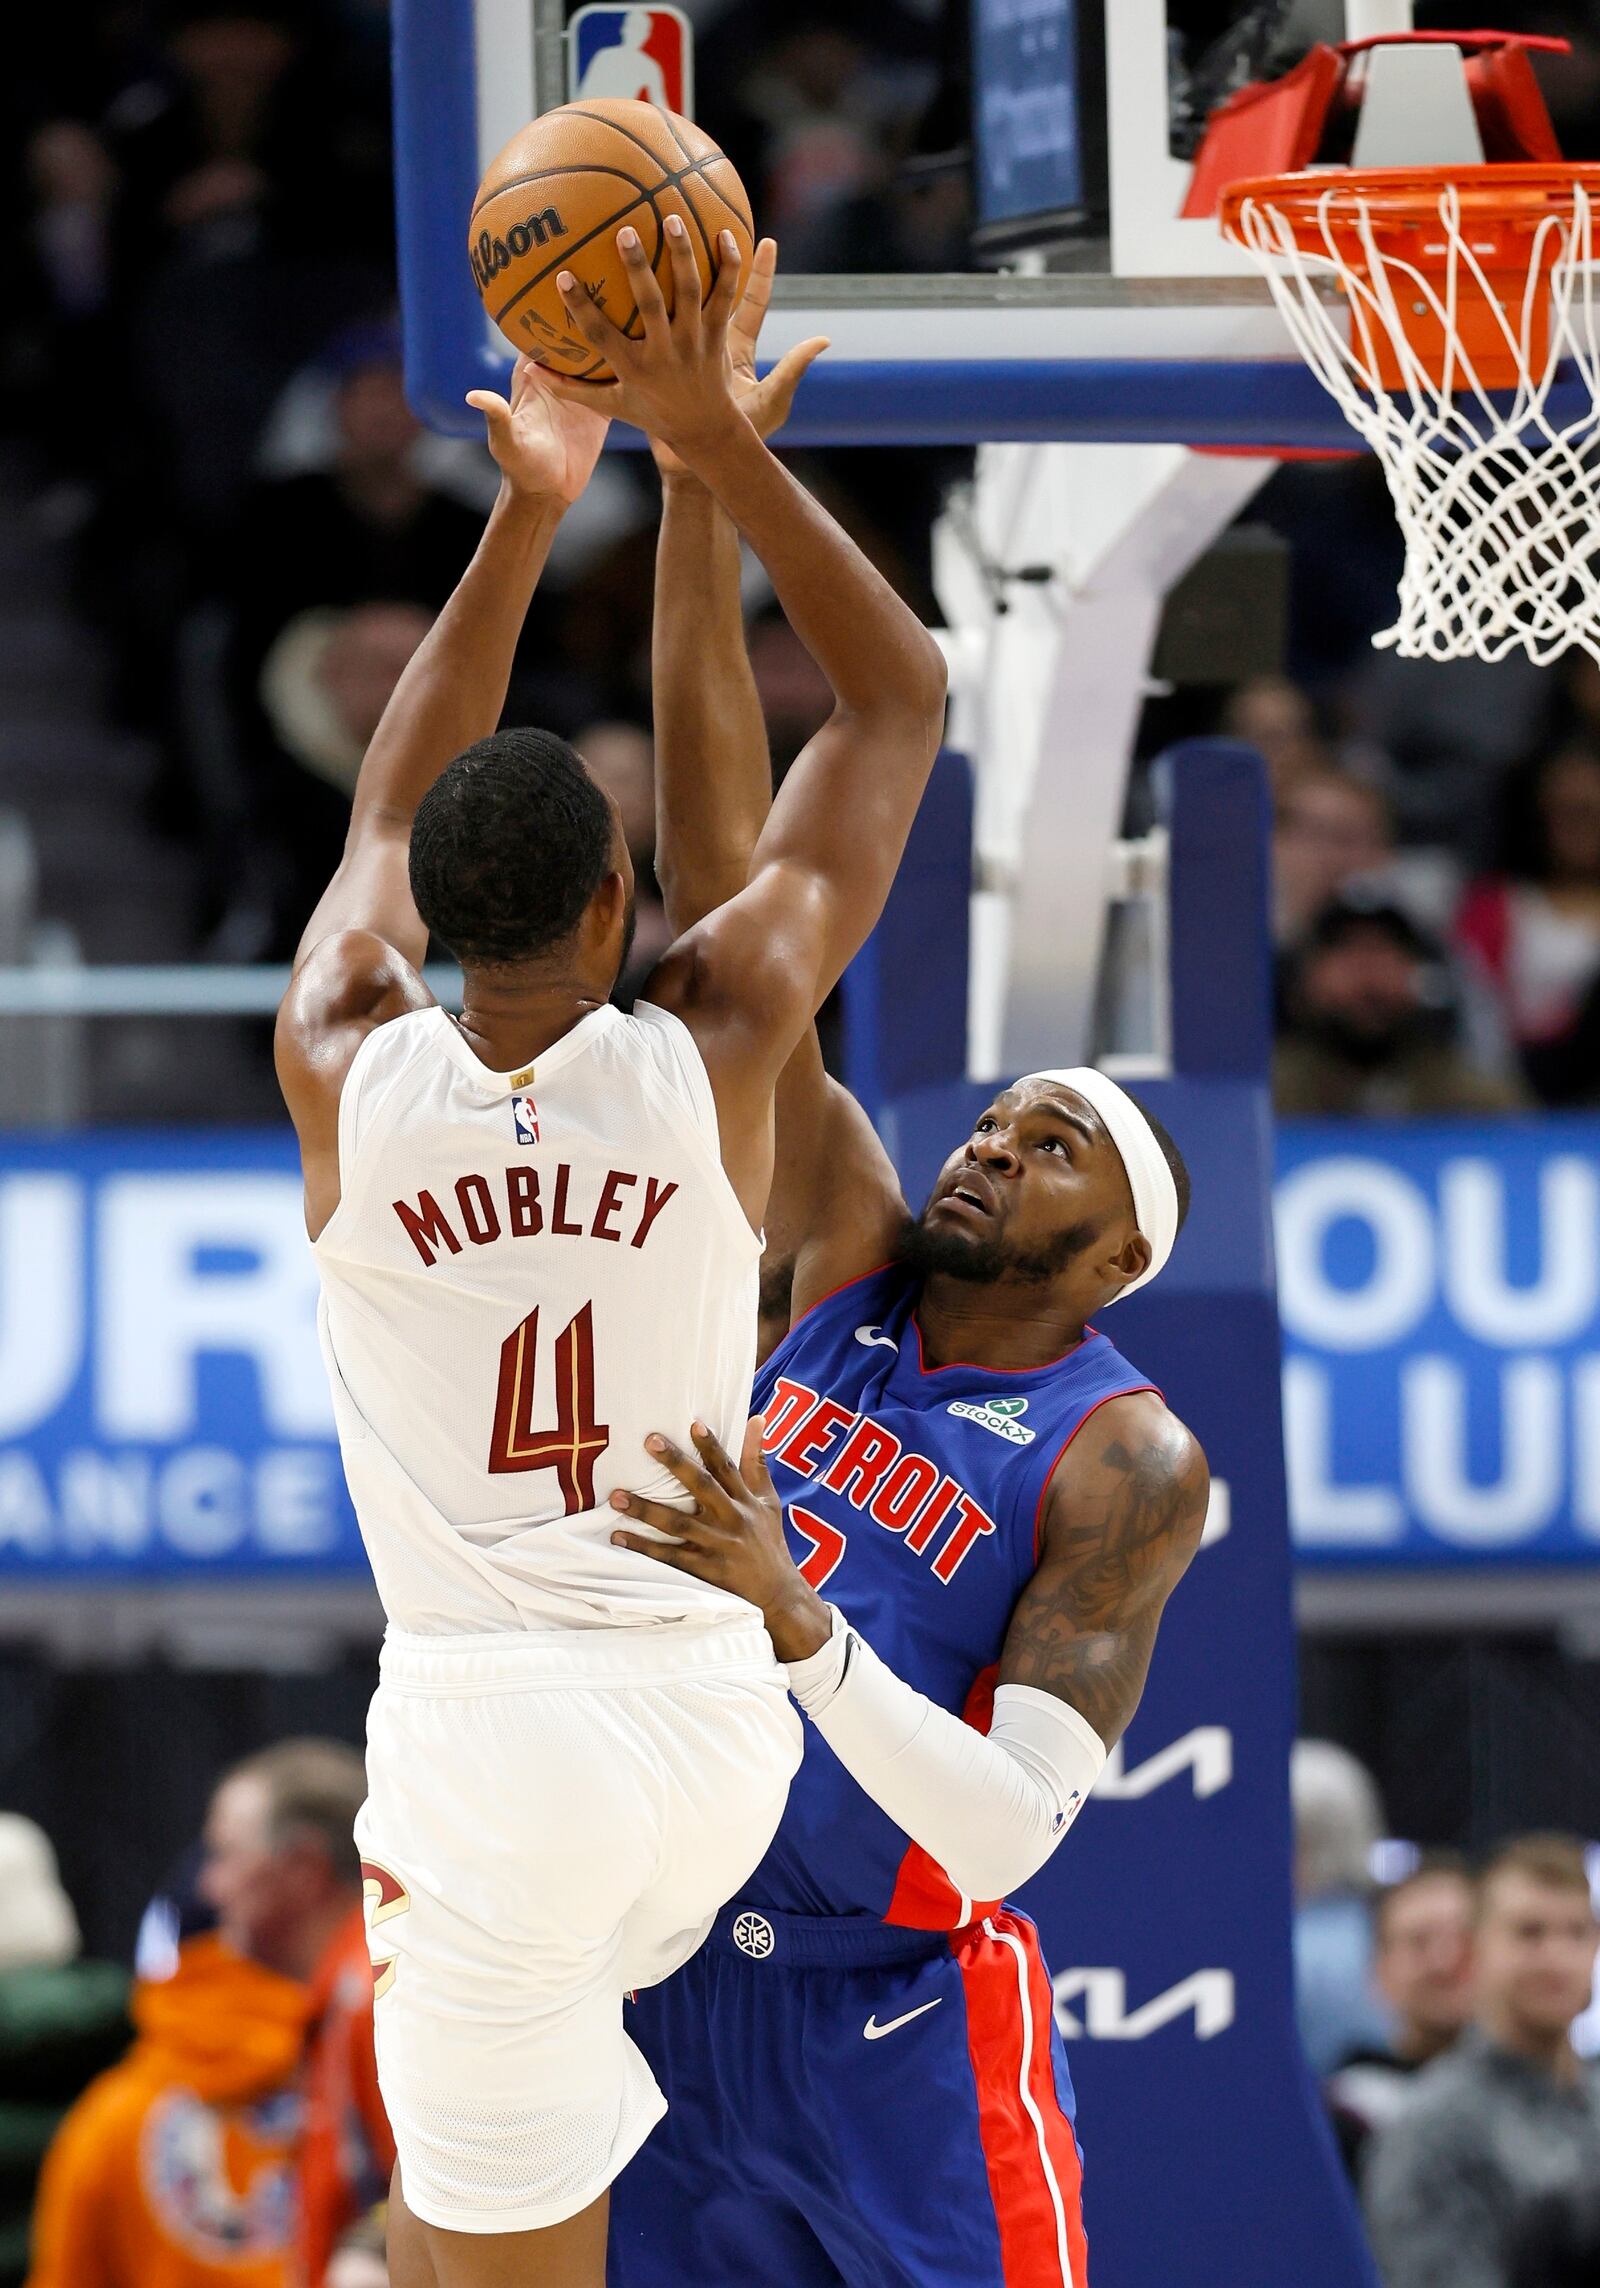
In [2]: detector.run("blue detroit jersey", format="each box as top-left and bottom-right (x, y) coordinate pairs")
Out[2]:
(748, 1263), (1158, 1929)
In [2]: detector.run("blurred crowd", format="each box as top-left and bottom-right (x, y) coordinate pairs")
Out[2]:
(1293, 1740), (1600, 2288)
(4, 1743), (391, 2288)
(1228, 648), (1600, 1118)
(16, 1727), (1600, 2288)
(2, 2), (1598, 1116)
(0, 0), (961, 1061)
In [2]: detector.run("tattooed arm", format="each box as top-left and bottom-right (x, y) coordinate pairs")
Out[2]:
(613, 1396), (1207, 1906)
(999, 1393), (1210, 1746)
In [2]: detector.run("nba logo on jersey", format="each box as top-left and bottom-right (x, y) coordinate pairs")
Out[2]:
(568, 5), (694, 115)
(512, 1094), (540, 1145)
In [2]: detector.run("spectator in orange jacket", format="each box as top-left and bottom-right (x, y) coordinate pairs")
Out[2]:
(201, 1740), (393, 2287)
(26, 1927), (308, 2288)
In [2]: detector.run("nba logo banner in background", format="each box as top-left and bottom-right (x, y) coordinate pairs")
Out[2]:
(568, 6), (693, 116)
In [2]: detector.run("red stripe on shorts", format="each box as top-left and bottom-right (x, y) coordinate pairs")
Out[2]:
(1018, 1917), (1090, 2287)
(954, 1912), (1088, 2287)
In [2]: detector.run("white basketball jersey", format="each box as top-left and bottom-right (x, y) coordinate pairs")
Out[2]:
(313, 1001), (762, 1633)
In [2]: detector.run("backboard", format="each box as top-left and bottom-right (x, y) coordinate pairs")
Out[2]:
(391, 0), (1438, 450)
(1107, 2), (1414, 277)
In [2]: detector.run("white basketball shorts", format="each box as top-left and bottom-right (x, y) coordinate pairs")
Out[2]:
(355, 1620), (801, 2235)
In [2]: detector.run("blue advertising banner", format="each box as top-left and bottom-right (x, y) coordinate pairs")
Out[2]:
(4, 1120), (1598, 1579)
(0, 1131), (363, 1579)
(1278, 1117), (1600, 1563)
(971, 0), (1085, 229)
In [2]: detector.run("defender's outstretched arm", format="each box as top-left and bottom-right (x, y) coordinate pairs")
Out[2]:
(646, 251), (904, 1334)
(650, 463), (768, 932)
(612, 1399), (1209, 1907)
(664, 383), (947, 1013)
(552, 221), (945, 1217)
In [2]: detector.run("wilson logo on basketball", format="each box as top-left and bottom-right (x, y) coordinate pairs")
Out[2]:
(468, 102), (753, 376)
(470, 208), (568, 289)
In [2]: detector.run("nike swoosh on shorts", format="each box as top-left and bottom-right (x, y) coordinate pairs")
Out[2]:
(863, 1998), (943, 2040)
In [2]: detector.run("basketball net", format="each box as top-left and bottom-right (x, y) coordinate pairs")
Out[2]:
(1227, 175), (1600, 666)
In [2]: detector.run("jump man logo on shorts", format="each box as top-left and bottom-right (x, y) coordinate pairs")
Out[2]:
(512, 1094), (540, 1146)
(947, 1394), (1036, 1446)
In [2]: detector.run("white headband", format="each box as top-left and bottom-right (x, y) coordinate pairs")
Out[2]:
(1019, 1068), (1178, 1303)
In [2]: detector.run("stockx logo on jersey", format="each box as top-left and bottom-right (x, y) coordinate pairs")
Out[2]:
(947, 1395), (1036, 1446)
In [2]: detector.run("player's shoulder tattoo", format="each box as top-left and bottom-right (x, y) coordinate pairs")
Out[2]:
(999, 1396), (1208, 1743)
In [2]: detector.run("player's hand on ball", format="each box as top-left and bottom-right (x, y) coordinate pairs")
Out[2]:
(611, 1419), (832, 1662)
(545, 219), (749, 454)
(466, 353), (610, 506)
(651, 238), (828, 479)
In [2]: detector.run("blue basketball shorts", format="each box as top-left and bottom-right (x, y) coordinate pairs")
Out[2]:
(607, 1902), (1089, 2288)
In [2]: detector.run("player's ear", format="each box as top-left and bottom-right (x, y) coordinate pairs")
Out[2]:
(1105, 1230), (1152, 1292)
(574, 866), (624, 950)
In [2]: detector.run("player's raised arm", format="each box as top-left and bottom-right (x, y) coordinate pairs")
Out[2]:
(647, 244), (905, 1332)
(285, 363), (608, 982)
(647, 241), (806, 934)
(549, 233), (946, 977)
(275, 363), (607, 1230)
(548, 219), (946, 1214)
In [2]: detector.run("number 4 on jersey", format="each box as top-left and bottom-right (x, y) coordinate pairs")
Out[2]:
(488, 1302), (611, 1513)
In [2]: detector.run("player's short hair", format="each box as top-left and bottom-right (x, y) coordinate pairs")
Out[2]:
(227, 1737), (366, 1887)
(1124, 1092), (1192, 1237)
(1477, 1832), (1595, 1919)
(409, 727), (615, 968)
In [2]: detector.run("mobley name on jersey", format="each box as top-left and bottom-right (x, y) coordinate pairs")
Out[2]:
(392, 1159), (682, 1267)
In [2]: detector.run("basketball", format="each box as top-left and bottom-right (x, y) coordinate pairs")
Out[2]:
(468, 100), (755, 379)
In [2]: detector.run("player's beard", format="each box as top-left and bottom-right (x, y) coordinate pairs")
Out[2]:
(893, 1207), (1100, 1287)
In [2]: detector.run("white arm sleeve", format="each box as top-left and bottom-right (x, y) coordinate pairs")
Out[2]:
(785, 1605), (1108, 1905)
